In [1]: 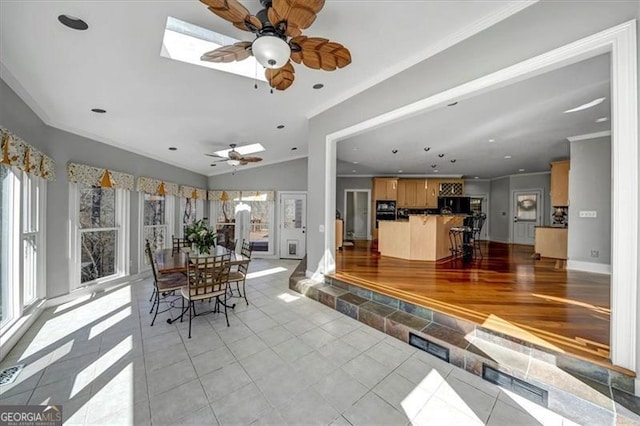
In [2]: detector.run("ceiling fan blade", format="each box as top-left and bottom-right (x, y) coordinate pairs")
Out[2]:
(269, 0), (325, 37)
(265, 61), (295, 91)
(291, 35), (351, 70)
(240, 156), (263, 163)
(201, 41), (252, 63)
(200, 0), (263, 32)
(204, 153), (227, 158)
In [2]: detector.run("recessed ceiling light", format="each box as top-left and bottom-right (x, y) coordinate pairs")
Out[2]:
(519, 168), (525, 172)
(352, 169), (357, 173)
(424, 147), (431, 152)
(210, 163), (217, 166)
(447, 102), (458, 107)
(352, 161), (358, 164)
(564, 97), (606, 113)
(398, 170), (403, 173)
(431, 164), (437, 168)
(438, 154), (444, 158)
(352, 147), (358, 151)
(595, 117), (609, 123)
(488, 139), (495, 143)
(168, 147), (177, 151)
(450, 159), (456, 163)
(277, 124), (285, 129)
(504, 155), (512, 159)
(313, 83), (324, 89)
(474, 176), (479, 179)
(91, 108), (106, 113)
(58, 15), (88, 30)
(291, 147), (297, 151)
(433, 170), (439, 173)
(392, 149), (398, 154)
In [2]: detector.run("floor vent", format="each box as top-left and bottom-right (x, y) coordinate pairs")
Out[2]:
(0, 364), (25, 386)
(482, 364), (548, 406)
(409, 333), (450, 363)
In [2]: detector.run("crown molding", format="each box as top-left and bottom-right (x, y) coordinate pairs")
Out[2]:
(566, 130), (612, 142)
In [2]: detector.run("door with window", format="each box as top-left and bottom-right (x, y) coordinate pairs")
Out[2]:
(512, 190), (542, 245)
(279, 192), (306, 259)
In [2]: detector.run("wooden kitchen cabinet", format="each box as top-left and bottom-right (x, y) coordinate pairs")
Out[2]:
(426, 179), (439, 208)
(397, 179), (428, 207)
(373, 177), (398, 201)
(550, 160), (570, 206)
(437, 179), (465, 196)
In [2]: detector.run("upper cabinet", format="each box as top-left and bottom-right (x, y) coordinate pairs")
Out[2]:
(437, 179), (465, 196)
(397, 179), (428, 207)
(550, 160), (570, 206)
(373, 177), (398, 201)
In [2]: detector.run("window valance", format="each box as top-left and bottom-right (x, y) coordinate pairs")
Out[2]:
(179, 185), (207, 200)
(136, 176), (179, 197)
(208, 190), (274, 202)
(67, 162), (134, 190)
(1, 127), (56, 181)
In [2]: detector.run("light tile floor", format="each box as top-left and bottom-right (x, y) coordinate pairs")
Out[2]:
(0, 258), (616, 425)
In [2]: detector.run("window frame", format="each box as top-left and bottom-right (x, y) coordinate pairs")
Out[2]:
(0, 167), (46, 333)
(179, 197), (203, 237)
(69, 183), (130, 290)
(138, 192), (175, 272)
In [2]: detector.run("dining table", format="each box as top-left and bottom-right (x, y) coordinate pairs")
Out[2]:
(155, 245), (249, 275)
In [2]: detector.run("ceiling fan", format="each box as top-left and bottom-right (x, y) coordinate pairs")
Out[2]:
(206, 143), (263, 166)
(199, 0), (351, 91)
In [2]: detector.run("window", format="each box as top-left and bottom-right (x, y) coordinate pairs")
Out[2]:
(210, 192), (274, 256)
(70, 183), (129, 289)
(0, 167), (45, 330)
(140, 192), (174, 269)
(180, 197), (203, 237)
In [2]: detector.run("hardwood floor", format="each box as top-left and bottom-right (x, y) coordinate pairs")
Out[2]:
(333, 240), (613, 368)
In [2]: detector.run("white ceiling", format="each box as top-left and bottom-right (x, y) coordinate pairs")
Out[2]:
(337, 53), (611, 178)
(0, 1), (530, 176)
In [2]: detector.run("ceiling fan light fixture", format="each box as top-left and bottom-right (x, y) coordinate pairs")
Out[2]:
(227, 159), (241, 166)
(252, 35), (291, 69)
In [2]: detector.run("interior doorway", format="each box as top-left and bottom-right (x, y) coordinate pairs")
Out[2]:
(279, 192), (306, 259)
(344, 189), (371, 241)
(511, 189), (543, 245)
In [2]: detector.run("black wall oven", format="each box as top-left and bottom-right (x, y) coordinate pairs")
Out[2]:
(375, 200), (396, 228)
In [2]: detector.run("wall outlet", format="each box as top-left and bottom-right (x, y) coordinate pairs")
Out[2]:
(319, 225), (325, 233)
(590, 249), (599, 258)
(579, 210), (597, 218)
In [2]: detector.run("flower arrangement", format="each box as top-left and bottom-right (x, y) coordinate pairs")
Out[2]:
(185, 218), (217, 255)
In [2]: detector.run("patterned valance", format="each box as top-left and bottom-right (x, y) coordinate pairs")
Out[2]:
(137, 176), (179, 197)
(67, 162), (134, 190)
(208, 190), (274, 202)
(1, 127), (56, 181)
(179, 185), (207, 200)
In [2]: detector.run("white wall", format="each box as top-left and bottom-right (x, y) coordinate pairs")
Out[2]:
(568, 136), (611, 265)
(208, 158), (307, 191)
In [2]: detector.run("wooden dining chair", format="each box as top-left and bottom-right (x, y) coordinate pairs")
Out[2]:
(145, 240), (188, 326)
(179, 252), (231, 338)
(227, 239), (252, 306)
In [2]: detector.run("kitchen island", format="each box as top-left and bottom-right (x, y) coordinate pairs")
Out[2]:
(378, 215), (464, 261)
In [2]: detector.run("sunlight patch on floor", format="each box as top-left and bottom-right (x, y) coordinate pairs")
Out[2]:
(277, 293), (300, 303)
(71, 335), (132, 398)
(245, 267), (287, 279)
(531, 293), (610, 315)
(89, 307), (132, 340)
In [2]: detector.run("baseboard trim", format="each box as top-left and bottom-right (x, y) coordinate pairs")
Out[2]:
(0, 302), (47, 362)
(566, 260), (611, 275)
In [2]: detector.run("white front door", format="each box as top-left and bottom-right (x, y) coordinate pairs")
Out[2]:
(279, 192), (306, 259)
(512, 190), (542, 245)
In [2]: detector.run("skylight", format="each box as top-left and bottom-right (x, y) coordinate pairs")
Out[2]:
(161, 16), (265, 82)
(215, 143), (265, 158)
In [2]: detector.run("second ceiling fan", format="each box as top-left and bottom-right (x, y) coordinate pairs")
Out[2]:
(206, 144), (263, 166)
(199, 0), (352, 91)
